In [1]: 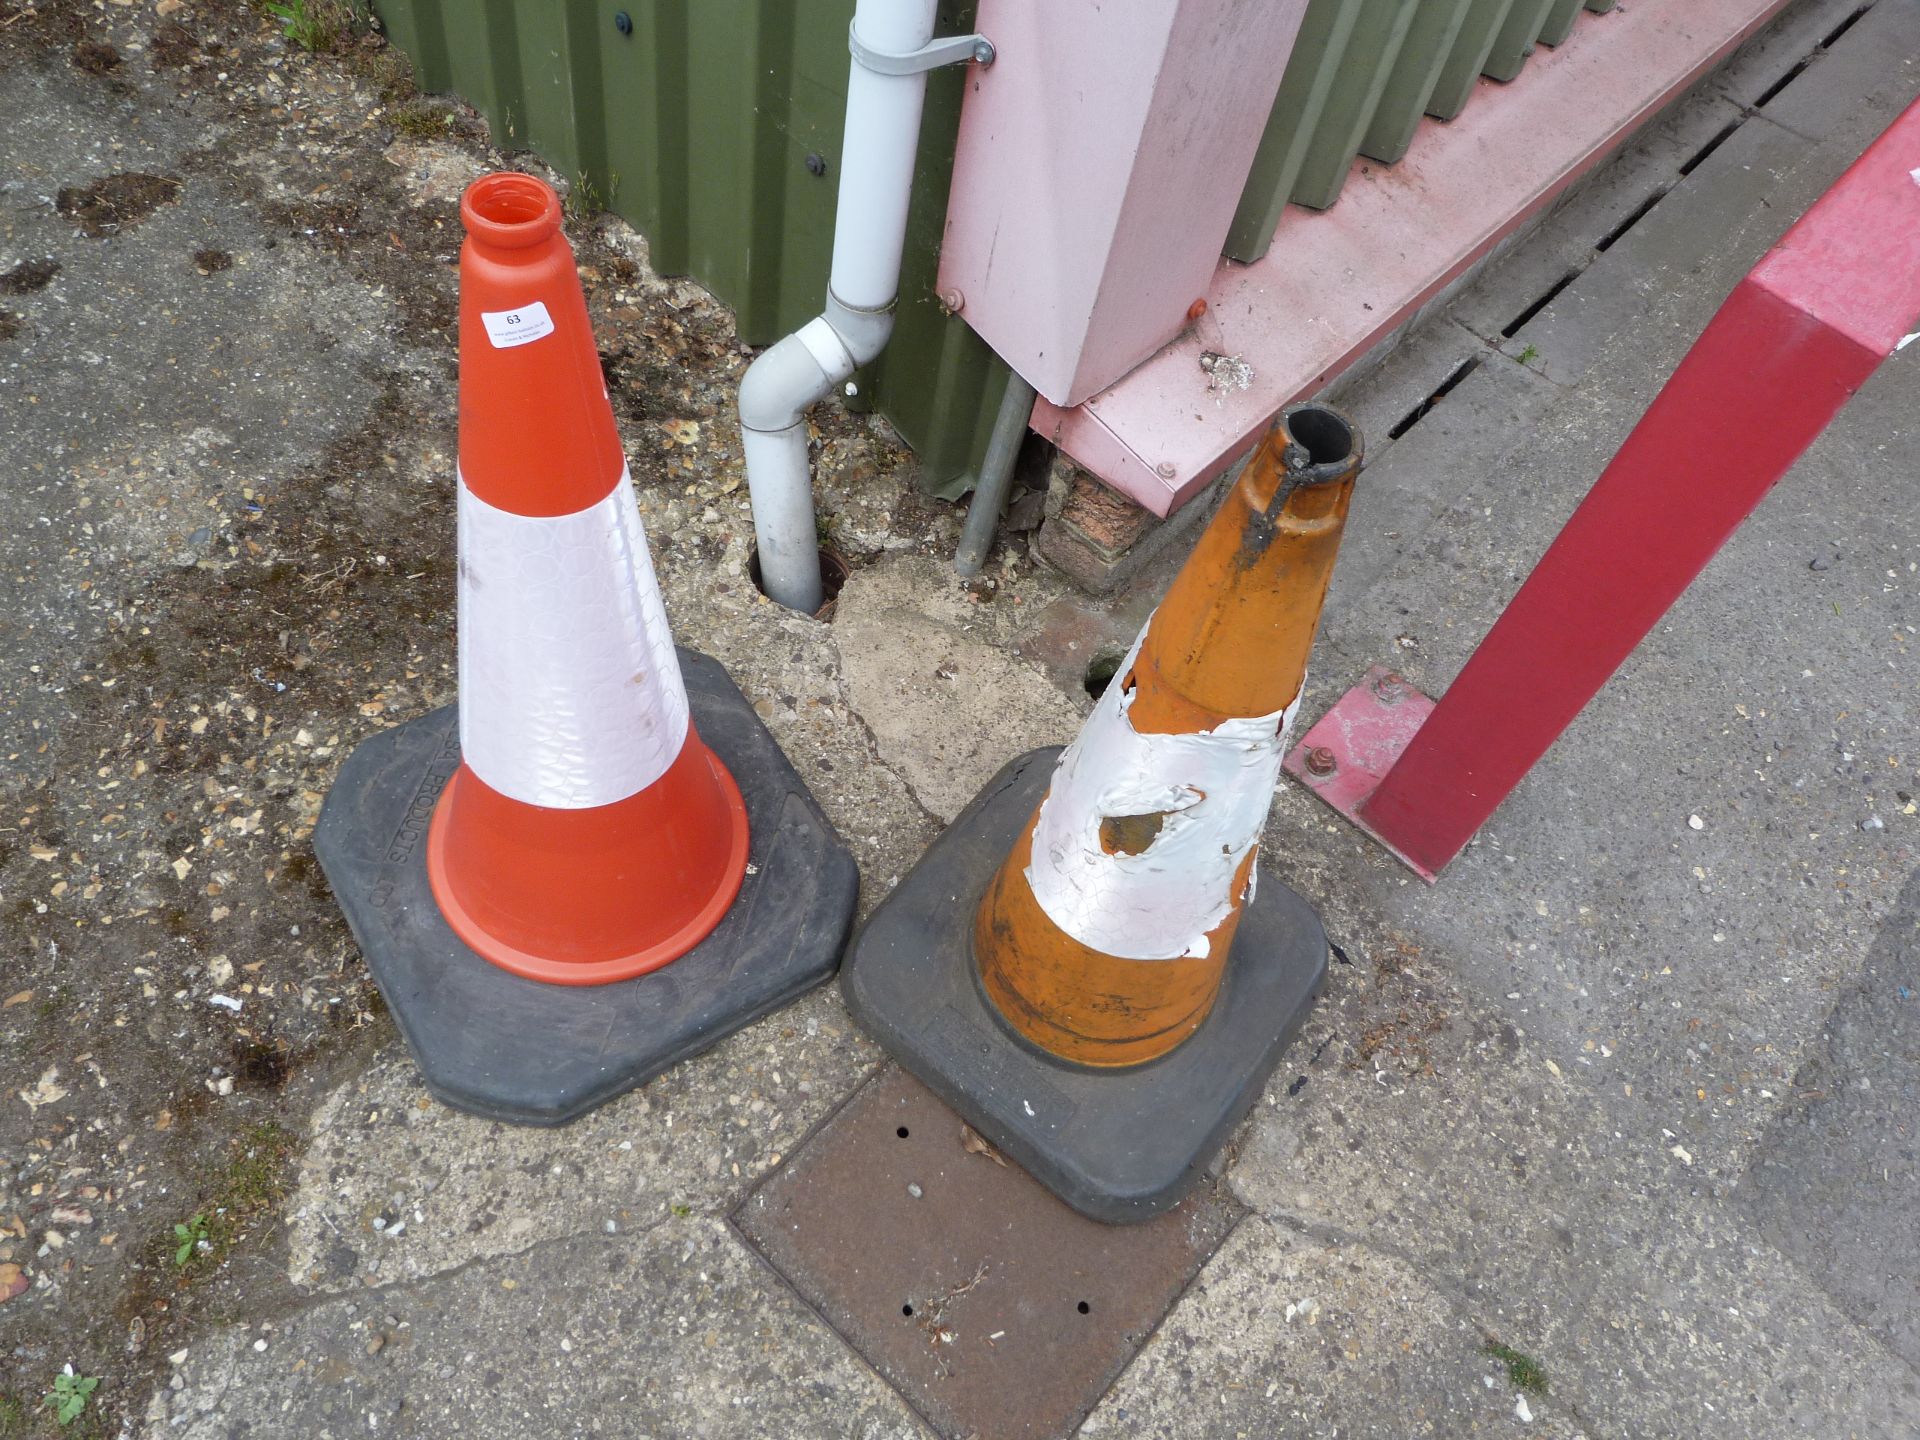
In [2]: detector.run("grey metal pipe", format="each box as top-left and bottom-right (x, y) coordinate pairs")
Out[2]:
(953, 372), (1038, 576)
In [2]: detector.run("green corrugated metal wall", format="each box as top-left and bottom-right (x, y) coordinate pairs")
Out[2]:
(374, 0), (1014, 500)
(1225, 0), (1617, 262)
(375, 0), (1618, 487)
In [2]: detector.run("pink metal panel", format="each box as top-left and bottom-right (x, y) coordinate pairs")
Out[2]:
(938, 0), (1310, 410)
(1034, 0), (1797, 517)
(1295, 97), (1920, 879)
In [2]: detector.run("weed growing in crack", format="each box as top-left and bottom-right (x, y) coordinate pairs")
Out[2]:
(45, 1368), (100, 1428)
(155, 1123), (298, 1282)
(1486, 1340), (1550, 1395)
(172, 1214), (210, 1268)
(564, 171), (619, 226)
(255, 0), (361, 52)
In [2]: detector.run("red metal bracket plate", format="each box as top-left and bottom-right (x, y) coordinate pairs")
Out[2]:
(1281, 666), (1439, 882)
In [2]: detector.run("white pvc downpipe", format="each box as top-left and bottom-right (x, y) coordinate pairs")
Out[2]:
(738, 0), (940, 613)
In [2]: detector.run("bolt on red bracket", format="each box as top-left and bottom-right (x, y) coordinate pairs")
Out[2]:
(1285, 97), (1920, 881)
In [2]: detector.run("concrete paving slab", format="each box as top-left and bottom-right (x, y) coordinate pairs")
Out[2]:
(1498, 111), (1830, 390)
(1278, 334), (1918, 1210)
(834, 554), (1081, 824)
(653, 570), (948, 921)
(1745, 0), (1920, 136)
(1223, 948), (1920, 1438)
(1480, 3), (1920, 393)
(1706, 0), (1879, 108)
(285, 989), (880, 1294)
(144, 1218), (924, 1439)
(1321, 316), (1491, 473)
(1319, 351), (1562, 614)
(1081, 1216), (1589, 1439)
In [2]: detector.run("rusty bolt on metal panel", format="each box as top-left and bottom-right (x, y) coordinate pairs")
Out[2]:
(1371, 671), (1409, 705)
(1304, 745), (1338, 777)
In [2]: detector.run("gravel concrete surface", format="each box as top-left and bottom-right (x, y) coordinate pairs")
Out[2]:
(1, 1), (1914, 1437)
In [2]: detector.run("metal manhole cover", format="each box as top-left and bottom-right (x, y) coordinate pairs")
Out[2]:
(733, 1065), (1242, 1440)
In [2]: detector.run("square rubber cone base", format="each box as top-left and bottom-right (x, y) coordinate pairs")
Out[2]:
(842, 747), (1327, 1224)
(313, 648), (858, 1126)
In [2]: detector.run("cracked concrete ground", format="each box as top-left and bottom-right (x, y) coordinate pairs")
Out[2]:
(2, 1), (1916, 1437)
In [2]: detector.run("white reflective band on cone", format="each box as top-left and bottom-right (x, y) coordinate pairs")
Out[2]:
(455, 467), (690, 809)
(1025, 627), (1304, 962)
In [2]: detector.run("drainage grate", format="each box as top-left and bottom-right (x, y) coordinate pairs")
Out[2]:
(1820, 4), (1872, 49)
(1500, 270), (1580, 338)
(1753, 54), (1814, 108)
(733, 1065), (1243, 1440)
(1593, 188), (1669, 253)
(1387, 355), (1482, 441)
(1677, 119), (1742, 178)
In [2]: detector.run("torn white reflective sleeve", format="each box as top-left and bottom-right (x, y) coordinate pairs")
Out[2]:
(455, 467), (690, 808)
(1024, 627), (1302, 961)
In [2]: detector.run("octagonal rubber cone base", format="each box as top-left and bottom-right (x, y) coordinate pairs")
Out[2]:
(842, 747), (1327, 1224)
(314, 648), (858, 1126)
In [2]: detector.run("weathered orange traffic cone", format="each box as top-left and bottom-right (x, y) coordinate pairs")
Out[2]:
(316, 173), (857, 1124)
(844, 404), (1360, 1220)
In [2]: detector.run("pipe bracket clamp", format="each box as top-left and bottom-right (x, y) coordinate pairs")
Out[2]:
(848, 25), (994, 75)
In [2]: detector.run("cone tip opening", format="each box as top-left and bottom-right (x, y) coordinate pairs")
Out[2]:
(462, 173), (562, 249)
(1281, 404), (1357, 468)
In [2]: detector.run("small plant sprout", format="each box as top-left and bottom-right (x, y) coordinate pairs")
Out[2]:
(261, 1), (315, 44)
(565, 172), (605, 225)
(1515, 343), (1540, 366)
(173, 1214), (209, 1267)
(46, 1367), (99, 1428)
(256, 0), (357, 51)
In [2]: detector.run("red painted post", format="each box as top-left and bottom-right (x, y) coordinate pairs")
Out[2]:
(1347, 100), (1920, 877)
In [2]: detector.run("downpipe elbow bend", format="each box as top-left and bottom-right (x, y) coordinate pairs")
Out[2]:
(737, 299), (891, 435)
(738, 330), (835, 435)
(736, 300), (893, 613)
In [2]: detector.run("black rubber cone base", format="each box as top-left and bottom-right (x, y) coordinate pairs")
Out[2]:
(841, 747), (1327, 1224)
(314, 648), (858, 1126)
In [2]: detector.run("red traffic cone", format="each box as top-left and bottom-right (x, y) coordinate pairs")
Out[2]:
(316, 174), (857, 1123)
(427, 172), (748, 985)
